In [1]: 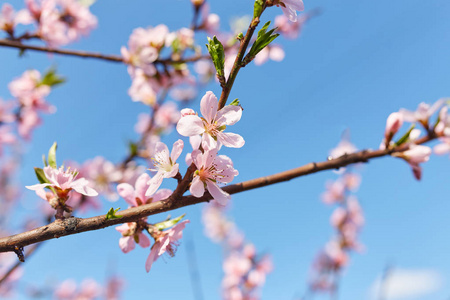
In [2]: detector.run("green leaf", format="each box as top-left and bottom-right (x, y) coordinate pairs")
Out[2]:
(394, 124), (416, 146)
(34, 167), (50, 184)
(105, 207), (122, 220)
(246, 21), (280, 61)
(154, 214), (185, 231)
(48, 142), (58, 169)
(42, 154), (48, 167)
(206, 36), (225, 77)
(230, 99), (240, 106)
(253, 0), (264, 19)
(40, 67), (66, 87)
(128, 141), (138, 157)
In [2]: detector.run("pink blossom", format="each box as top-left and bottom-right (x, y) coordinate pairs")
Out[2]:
(154, 102), (180, 132)
(177, 91), (244, 149)
(254, 44), (285, 65)
(202, 202), (236, 243)
(57, 0), (98, 42)
(26, 165), (98, 198)
(34, 0), (97, 47)
(0, 4), (32, 34)
(127, 69), (161, 105)
(145, 140), (183, 196)
(0, 99), (16, 123)
(274, 0), (304, 22)
(190, 149), (238, 205)
(275, 14), (306, 39)
(121, 24), (169, 74)
(116, 222), (151, 253)
(199, 4), (220, 34)
(321, 180), (345, 204)
(145, 220), (189, 272)
(394, 145), (432, 180)
(0, 126), (16, 154)
(80, 157), (122, 201)
(170, 86), (198, 102)
(118, 173), (172, 207)
(384, 112), (403, 145)
(399, 99), (444, 127)
(54, 278), (102, 300)
(435, 105), (450, 136)
(9, 70), (54, 112)
(434, 137), (450, 156)
(329, 134), (357, 159)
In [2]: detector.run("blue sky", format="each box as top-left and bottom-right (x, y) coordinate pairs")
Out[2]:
(2, 0), (450, 299)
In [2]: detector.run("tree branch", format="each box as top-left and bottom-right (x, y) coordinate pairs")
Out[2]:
(0, 135), (434, 253)
(0, 39), (209, 65)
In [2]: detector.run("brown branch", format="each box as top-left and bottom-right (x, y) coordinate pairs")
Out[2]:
(0, 135), (434, 253)
(0, 39), (209, 64)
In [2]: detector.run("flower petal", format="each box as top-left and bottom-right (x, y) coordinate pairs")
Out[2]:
(146, 172), (164, 196)
(117, 183), (137, 206)
(217, 132), (245, 148)
(176, 115), (204, 136)
(71, 178), (99, 197)
(216, 105), (242, 126)
(206, 181), (230, 205)
(170, 139), (184, 162)
(200, 91), (218, 123)
(190, 176), (205, 197)
(119, 236), (135, 253)
(138, 233), (151, 248)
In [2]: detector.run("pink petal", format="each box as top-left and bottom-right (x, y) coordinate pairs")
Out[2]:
(176, 115), (204, 136)
(154, 142), (170, 165)
(269, 45), (285, 61)
(71, 178), (99, 197)
(145, 172), (164, 196)
(217, 132), (245, 148)
(26, 183), (51, 191)
(152, 189), (173, 202)
(434, 143), (450, 155)
(200, 91), (218, 123)
(170, 139), (184, 162)
(138, 233), (151, 248)
(164, 163), (179, 178)
(117, 183), (137, 206)
(190, 176), (205, 197)
(135, 173), (151, 203)
(201, 133), (218, 150)
(216, 105), (242, 126)
(119, 236), (135, 253)
(145, 245), (160, 272)
(206, 181), (230, 205)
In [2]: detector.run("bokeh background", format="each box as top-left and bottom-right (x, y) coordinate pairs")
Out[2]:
(2, 0), (450, 299)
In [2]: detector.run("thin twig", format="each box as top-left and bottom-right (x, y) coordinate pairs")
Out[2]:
(0, 39), (209, 65)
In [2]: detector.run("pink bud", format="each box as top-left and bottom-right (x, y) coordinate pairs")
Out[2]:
(180, 108), (196, 117)
(384, 112), (403, 142)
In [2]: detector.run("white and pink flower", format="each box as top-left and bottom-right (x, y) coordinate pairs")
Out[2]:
(177, 91), (244, 150)
(145, 220), (189, 272)
(145, 140), (183, 196)
(26, 165), (98, 199)
(190, 148), (238, 205)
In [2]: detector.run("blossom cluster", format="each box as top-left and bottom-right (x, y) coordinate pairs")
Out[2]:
(203, 201), (273, 300)
(382, 99), (450, 180)
(310, 171), (364, 294)
(0, 0), (97, 46)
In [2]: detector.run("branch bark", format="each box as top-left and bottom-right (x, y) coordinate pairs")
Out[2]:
(0, 135), (433, 253)
(0, 39), (209, 64)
